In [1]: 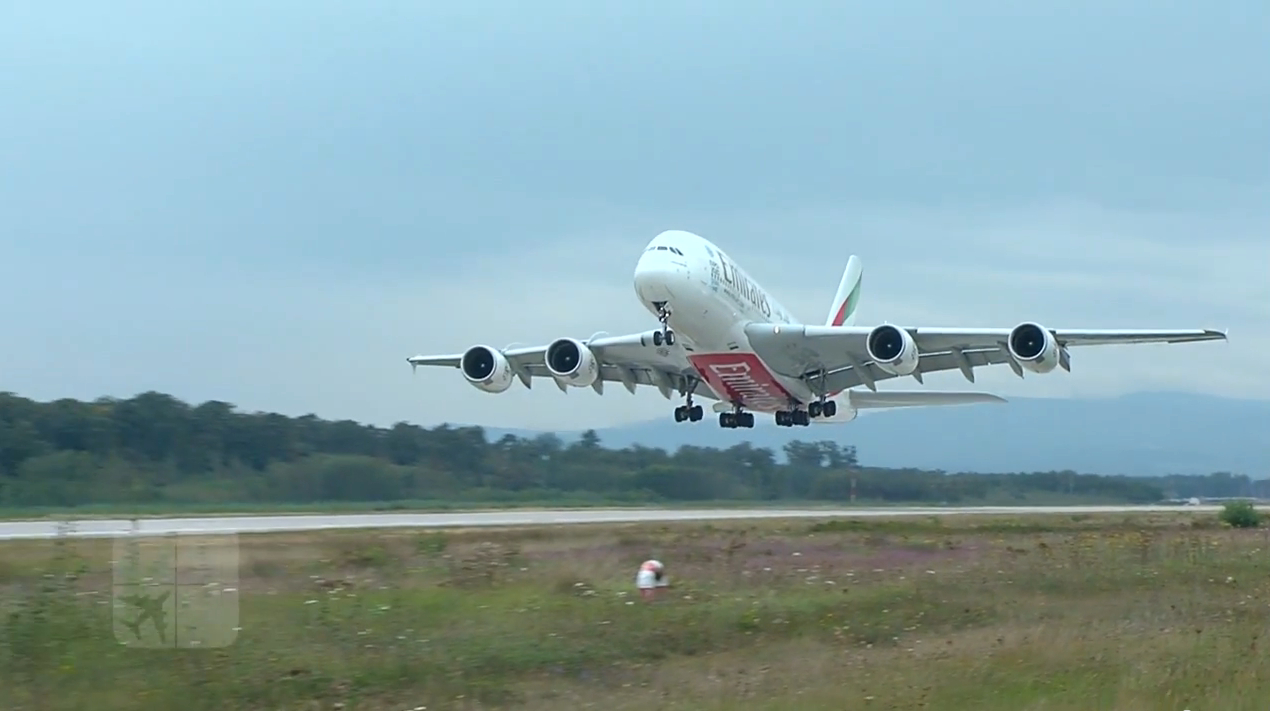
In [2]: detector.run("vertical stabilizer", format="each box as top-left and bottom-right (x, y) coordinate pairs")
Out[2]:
(825, 255), (863, 327)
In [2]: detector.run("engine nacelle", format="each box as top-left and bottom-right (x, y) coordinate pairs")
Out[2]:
(460, 345), (514, 393)
(865, 324), (920, 376)
(544, 337), (600, 387)
(1007, 322), (1060, 374)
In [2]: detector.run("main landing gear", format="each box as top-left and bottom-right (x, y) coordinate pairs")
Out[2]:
(809, 399), (838, 418)
(774, 399), (837, 427)
(719, 408), (755, 429)
(650, 302), (676, 346)
(774, 409), (809, 427)
(674, 403), (704, 423)
(673, 381), (704, 423)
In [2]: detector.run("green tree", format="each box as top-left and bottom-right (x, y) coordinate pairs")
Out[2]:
(0, 389), (1251, 510)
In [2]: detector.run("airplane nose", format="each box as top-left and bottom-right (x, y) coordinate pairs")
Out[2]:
(633, 251), (684, 304)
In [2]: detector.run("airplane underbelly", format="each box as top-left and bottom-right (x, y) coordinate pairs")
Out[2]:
(687, 351), (797, 412)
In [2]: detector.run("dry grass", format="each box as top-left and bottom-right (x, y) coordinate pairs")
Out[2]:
(3, 512), (1270, 710)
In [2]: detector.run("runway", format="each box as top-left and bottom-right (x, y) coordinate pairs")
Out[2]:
(0, 504), (1234, 540)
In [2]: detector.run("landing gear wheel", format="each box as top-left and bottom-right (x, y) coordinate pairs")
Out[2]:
(777, 409), (810, 427)
(807, 369), (833, 421)
(675, 381), (704, 424)
(652, 303), (675, 347)
(807, 400), (836, 419)
(719, 411), (754, 429)
(676, 404), (703, 423)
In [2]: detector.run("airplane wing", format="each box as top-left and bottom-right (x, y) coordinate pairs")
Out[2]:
(743, 323), (1228, 393)
(407, 331), (716, 400)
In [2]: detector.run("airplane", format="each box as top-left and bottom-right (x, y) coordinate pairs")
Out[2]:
(407, 230), (1228, 429)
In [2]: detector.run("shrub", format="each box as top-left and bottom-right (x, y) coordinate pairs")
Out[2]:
(1218, 500), (1261, 528)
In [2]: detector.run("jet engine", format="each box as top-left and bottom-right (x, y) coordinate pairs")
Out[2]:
(545, 337), (600, 387)
(460, 345), (515, 393)
(1007, 322), (1060, 374)
(866, 324), (920, 376)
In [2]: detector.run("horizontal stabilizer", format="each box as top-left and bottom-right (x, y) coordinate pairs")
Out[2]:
(847, 390), (1007, 410)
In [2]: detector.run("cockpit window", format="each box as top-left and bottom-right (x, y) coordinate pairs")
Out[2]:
(646, 245), (684, 255)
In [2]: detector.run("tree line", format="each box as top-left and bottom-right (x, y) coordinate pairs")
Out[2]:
(0, 391), (1263, 509)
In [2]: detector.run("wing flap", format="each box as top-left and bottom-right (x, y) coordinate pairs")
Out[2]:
(517, 362), (711, 400)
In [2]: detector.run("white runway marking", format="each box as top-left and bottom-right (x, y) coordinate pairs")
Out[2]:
(0, 504), (1236, 540)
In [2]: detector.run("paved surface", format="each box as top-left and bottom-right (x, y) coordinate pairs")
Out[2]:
(0, 504), (1235, 540)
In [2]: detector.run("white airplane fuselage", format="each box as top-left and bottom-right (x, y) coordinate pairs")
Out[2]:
(633, 230), (827, 413)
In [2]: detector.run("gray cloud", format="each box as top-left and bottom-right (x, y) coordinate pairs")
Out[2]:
(1, 2), (1266, 430)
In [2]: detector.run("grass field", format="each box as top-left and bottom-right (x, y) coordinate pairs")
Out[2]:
(3, 511), (1269, 710)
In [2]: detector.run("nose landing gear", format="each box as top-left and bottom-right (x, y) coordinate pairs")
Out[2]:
(651, 302), (676, 346)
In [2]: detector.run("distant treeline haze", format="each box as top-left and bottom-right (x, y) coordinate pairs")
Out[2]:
(0, 391), (1264, 508)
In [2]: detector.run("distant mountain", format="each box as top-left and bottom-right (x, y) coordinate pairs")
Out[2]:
(480, 392), (1269, 477)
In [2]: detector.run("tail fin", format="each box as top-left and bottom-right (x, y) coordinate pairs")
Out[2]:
(825, 255), (863, 327)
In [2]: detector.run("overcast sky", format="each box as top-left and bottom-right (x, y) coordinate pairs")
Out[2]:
(2, 1), (1267, 431)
